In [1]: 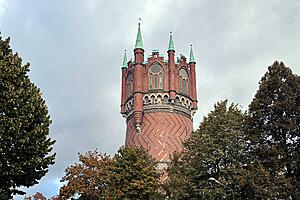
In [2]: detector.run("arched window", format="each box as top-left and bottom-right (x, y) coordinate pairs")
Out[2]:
(126, 72), (133, 97)
(149, 63), (163, 90)
(179, 68), (188, 95)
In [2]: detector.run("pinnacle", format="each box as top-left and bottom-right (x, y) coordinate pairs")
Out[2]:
(189, 44), (195, 63)
(135, 22), (143, 49)
(168, 32), (174, 51)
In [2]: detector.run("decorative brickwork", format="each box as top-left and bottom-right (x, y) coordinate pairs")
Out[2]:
(121, 24), (197, 163)
(126, 111), (193, 162)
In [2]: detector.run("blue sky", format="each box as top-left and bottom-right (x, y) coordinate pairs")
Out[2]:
(0, 0), (300, 198)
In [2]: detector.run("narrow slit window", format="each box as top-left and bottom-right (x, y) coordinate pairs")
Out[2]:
(186, 80), (188, 94)
(183, 80), (186, 94)
(179, 77), (182, 92)
(154, 75), (158, 88)
(159, 75), (163, 89)
(149, 75), (153, 90)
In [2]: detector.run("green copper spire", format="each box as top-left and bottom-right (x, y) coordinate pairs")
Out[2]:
(168, 31), (174, 51)
(189, 44), (195, 63)
(122, 50), (127, 68)
(135, 22), (143, 49)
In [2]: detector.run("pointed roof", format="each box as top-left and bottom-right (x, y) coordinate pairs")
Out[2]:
(122, 50), (127, 68)
(168, 32), (174, 51)
(135, 22), (143, 49)
(189, 44), (195, 63)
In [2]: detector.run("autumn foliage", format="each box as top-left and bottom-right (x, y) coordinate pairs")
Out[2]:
(59, 147), (162, 200)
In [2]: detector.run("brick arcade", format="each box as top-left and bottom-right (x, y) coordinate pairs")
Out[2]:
(120, 22), (198, 166)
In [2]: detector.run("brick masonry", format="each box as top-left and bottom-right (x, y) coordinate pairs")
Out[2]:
(126, 111), (193, 162)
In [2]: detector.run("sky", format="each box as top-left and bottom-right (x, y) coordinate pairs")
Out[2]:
(0, 0), (300, 198)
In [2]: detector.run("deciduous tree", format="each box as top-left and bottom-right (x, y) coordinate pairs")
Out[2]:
(247, 61), (300, 199)
(59, 146), (162, 199)
(109, 146), (162, 200)
(59, 150), (112, 199)
(0, 34), (55, 199)
(165, 101), (246, 199)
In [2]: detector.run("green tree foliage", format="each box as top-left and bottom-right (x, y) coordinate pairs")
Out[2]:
(162, 152), (191, 199)
(165, 101), (246, 199)
(234, 161), (291, 199)
(0, 35), (55, 198)
(109, 146), (162, 200)
(247, 61), (300, 199)
(59, 146), (162, 200)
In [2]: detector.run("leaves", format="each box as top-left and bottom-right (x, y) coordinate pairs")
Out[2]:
(165, 100), (245, 199)
(247, 61), (299, 198)
(59, 150), (112, 199)
(0, 34), (55, 198)
(109, 146), (162, 200)
(59, 146), (162, 200)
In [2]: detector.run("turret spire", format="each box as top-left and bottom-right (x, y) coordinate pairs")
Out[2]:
(135, 20), (143, 49)
(168, 31), (174, 51)
(122, 50), (127, 68)
(189, 44), (195, 63)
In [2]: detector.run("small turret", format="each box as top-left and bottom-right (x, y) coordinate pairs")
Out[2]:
(120, 50), (128, 115)
(189, 44), (197, 110)
(168, 31), (176, 103)
(133, 21), (145, 132)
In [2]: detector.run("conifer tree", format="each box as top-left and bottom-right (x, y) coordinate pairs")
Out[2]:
(247, 61), (300, 199)
(0, 35), (55, 198)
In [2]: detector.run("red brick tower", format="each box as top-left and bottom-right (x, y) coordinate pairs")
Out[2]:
(120, 23), (198, 164)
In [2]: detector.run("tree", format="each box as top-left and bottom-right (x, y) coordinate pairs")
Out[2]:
(59, 146), (162, 200)
(0, 35), (56, 198)
(247, 61), (300, 199)
(109, 146), (162, 200)
(162, 152), (191, 199)
(24, 192), (47, 200)
(24, 192), (61, 200)
(59, 150), (112, 199)
(233, 161), (291, 199)
(165, 101), (246, 199)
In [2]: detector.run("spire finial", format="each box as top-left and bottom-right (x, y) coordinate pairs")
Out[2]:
(135, 19), (143, 49)
(189, 44), (195, 63)
(168, 31), (174, 51)
(122, 50), (127, 68)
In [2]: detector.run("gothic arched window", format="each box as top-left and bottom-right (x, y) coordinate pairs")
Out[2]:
(179, 68), (188, 95)
(126, 72), (134, 97)
(149, 63), (163, 90)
